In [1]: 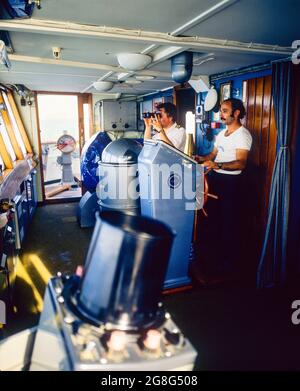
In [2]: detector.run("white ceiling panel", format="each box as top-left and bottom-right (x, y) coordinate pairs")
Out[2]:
(33, 0), (221, 33)
(9, 31), (146, 65)
(185, 0), (299, 46)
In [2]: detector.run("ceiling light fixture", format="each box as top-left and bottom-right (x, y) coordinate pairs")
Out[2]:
(135, 75), (155, 81)
(93, 81), (114, 91)
(117, 53), (152, 71)
(124, 79), (142, 85)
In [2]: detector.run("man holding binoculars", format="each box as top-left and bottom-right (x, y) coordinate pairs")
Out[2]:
(143, 102), (186, 152)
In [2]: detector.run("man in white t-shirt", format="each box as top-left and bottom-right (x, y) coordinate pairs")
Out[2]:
(194, 98), (253, 280)
(194, 99), (252, 172)
(143, 102), (186, 152)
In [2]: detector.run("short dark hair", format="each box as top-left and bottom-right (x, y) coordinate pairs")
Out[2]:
(157, 102), (177, 122)
(222, 98), (246, 120)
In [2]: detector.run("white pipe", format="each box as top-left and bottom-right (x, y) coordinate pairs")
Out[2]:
(0, 70), (100, 78)
(171, 0), (239, 36)
(99, 71), (115, 81)
(135, 91), (160, 99)
(81, 70), (115, 93)
(136, 86), (174, 100)
(9, 54), (177, 77)
(0, 19), (292, 55)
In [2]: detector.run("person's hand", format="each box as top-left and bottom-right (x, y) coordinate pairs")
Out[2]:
(143, 117), (152, 127)
(202, 160), (218, 173)
(193, 155), (206, 163)
(151, 114), (164, 133)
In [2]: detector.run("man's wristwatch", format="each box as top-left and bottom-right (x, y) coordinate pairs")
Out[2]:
(217, 162), (223, 169)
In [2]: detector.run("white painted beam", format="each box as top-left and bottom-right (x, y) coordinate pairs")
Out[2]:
(9, 54), (176, 78)
(151, 46), (185, 65)
(0, 19), (292, 55)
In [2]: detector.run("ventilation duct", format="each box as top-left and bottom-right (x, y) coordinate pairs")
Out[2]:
(171, 52), (193, 84)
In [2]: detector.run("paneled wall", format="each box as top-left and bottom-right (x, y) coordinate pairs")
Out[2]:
(287, 65), (300, 280)
(245, 75), (277, 241)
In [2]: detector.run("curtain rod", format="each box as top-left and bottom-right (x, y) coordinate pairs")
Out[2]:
(210, 56), (293, 82)
(210, 61), (271, 82)
(271, 56), (292, 64)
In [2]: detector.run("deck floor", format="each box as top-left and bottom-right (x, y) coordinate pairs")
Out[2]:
(45, 184), (82, 199)
(1, 203), (300, 371)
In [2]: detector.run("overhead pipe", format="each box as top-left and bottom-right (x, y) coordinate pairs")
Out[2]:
(0, 19), (293, 56)
(210, 62), (271, 81)
(8, 54), (177, 78)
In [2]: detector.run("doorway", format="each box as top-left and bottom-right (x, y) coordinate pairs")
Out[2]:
(36, 93), (92, 202)
(174, 84), (196, 128)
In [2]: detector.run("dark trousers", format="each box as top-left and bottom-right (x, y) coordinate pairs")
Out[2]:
(203, 170), (243, 275)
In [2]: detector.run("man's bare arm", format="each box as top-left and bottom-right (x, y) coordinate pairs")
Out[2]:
(220, 149), (249, 170)
(143, 118), (152, 140)
(194, 147), (218, 163)
(203, 149), (249, 172)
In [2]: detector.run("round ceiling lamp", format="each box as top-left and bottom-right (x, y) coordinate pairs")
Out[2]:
(124, 79), (142, 85)
(135, 75), (155, 81)
(117, 53), (152, 71)
(93, 81), (114, 92)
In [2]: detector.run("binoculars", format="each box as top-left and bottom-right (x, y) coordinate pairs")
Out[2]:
(142, 111), (161, 119)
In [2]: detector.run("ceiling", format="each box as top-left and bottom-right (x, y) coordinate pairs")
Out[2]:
(0, 0), (298, 96)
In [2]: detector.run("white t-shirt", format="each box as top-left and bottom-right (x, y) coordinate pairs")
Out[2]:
(214, 126), (252, 175)
(152, 122), (186, 152)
